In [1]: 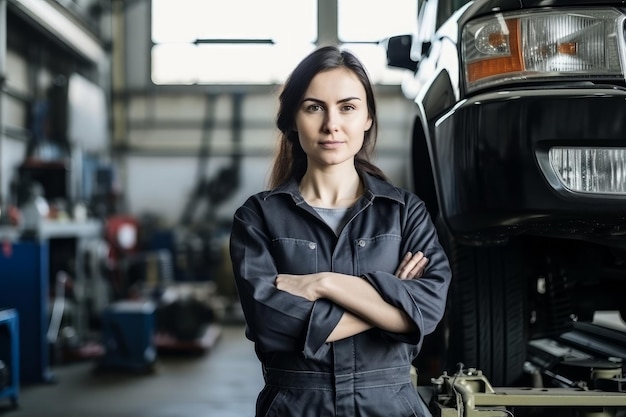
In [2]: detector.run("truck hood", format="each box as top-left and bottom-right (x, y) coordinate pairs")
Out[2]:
(464, 0), (625, 24)
(521, 0), (626, 6)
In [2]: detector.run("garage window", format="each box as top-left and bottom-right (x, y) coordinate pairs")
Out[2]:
(151, 0), (317, 85)
(151, 0), (415, 85)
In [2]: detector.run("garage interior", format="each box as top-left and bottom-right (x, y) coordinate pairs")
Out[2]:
(0, 1), (417, 416)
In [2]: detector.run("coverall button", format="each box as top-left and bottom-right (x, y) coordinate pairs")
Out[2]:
(309, 242), (316, 250)
(358, 240), (366, 247)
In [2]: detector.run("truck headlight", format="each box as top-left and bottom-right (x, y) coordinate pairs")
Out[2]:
(462, 9), (624, 92)
(549, 147), (626, 195)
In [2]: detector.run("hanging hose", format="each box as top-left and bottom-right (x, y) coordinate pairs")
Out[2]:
(47, 270), (69, 344)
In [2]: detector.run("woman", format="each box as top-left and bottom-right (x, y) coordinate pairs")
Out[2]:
(229, 46), (451, 417)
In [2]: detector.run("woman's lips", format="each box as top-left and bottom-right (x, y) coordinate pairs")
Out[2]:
(319, 141), (344, 149)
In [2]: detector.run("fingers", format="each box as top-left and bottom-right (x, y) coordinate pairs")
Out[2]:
(395, 251), (428, 280)
(407, 254), (428, 279)
(394, 252), (411, 276)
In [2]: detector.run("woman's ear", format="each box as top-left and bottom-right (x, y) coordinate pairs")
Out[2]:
(365, 116), (373, 131)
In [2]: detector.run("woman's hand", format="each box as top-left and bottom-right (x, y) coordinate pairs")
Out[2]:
(395, 251), (428, 280)
(276, 273), (323, 301)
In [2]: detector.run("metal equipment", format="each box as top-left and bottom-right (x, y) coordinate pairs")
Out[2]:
(427, 365), (626, 417)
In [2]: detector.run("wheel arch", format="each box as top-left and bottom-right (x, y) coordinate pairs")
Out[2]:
(411, 68), (457, 221)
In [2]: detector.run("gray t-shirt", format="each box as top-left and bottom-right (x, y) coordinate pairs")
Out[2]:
(313, 206), (351, 236)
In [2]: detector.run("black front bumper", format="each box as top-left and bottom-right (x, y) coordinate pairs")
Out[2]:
(431, 86), (626, 242)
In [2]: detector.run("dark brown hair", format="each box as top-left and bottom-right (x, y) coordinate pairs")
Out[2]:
(269, 45), (387, 188)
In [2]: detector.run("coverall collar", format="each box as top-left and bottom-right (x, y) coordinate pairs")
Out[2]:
(264, 171), (406, 206)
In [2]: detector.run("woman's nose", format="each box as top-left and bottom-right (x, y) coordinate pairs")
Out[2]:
(323, 110), (339, 132)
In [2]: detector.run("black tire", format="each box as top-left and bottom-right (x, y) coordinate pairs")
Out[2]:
(437, 220), (527, 387)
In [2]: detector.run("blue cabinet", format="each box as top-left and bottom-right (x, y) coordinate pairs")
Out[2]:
(0, 242), (50, 385)
(99, 301), (156, 372)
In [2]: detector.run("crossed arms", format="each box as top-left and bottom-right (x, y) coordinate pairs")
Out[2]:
(276, 251), (428, 342)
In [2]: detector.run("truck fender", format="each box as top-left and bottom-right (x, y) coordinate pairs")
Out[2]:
(411, 68), (456, 219)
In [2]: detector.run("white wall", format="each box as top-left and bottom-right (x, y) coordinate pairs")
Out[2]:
(124, 155), (271, 226)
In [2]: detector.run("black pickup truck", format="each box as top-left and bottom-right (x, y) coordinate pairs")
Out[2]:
(384, 0), (626, 393)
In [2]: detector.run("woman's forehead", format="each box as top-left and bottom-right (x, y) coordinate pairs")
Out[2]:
(304, 68), (366, 100)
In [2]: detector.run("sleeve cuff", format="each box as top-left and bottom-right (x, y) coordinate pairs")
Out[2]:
(362, 272), (425, 346)
(302, 298), (344, 360)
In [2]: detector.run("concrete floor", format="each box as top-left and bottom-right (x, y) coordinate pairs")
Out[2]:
(0, 324), (263, 417)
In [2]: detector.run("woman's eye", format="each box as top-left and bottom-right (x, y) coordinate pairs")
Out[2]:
(341, 104), (356, 112)
(307, 104), (323, 112)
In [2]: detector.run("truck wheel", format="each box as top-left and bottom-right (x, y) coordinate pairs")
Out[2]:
(438, 221), (527, 387)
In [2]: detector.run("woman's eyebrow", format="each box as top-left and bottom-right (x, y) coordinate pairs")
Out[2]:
(301, 96), (362, 104)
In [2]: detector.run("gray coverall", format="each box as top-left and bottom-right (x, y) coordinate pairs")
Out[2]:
(230, 172), (452, 416)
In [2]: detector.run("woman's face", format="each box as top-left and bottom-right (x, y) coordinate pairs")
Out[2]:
(294, 68), (372, 171)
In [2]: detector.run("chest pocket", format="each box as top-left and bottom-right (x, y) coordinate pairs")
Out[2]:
(271, 238), (318, 275)
(355, 234), (402, 276)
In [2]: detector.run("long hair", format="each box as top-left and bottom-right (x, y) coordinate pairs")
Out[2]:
(269, 45), (388, 188)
